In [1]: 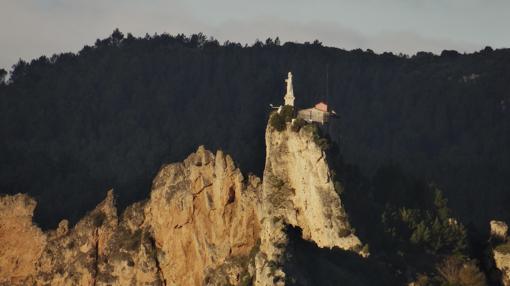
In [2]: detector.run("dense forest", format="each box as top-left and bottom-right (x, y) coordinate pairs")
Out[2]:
(0, 30), (509, 242)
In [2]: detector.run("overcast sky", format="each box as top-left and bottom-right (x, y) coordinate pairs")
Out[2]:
(1, 0), (509, 70)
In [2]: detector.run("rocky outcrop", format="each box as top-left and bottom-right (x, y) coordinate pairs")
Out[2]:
(144, 146), (261, 286)
(0, 190), (165, 286)
(0, 194), (46, 285)
(255, 121), (364, 285)
(491, 220), (508, 241)
(489, 220), (510, 286)
(35, 190), (124, 285)
(264, 122), (361, 249)
(0, 148), (261, 286)
(0, 121), (364, 285)
(493, 251), (510, 286)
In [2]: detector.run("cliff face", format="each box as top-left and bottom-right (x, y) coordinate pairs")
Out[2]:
(0, 147), (261, 286)
(493, 251), (510, 286)
(143, 147), (262, 286)
(0, 121), (364, 286)
(0, 194), (46, 284)
(489, 220), (510, 286)
(255, 122), (364, 285)
(264, 123), (362, 249)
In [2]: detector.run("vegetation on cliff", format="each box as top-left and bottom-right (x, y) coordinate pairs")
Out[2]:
(269, 106), (294, 132)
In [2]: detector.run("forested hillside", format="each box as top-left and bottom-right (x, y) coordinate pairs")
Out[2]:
(0, 30), (509, 231)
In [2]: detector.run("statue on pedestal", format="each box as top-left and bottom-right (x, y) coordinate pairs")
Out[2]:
(284, 72), (295, 106)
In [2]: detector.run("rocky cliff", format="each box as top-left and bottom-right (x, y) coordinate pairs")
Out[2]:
(0, 194), (46, 284)
(144, 147), (261, 286)
(488, 220), (510, 286)
(0, 120), (364, 285)
(254, 120), (364, 285)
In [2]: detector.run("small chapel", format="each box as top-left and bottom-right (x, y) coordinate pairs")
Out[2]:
(280, 71), (335, 125)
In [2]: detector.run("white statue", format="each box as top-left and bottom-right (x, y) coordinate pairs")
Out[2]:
(284, 72), (295, 106)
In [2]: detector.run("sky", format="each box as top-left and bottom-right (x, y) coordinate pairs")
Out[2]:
(1, 0), (509, 70)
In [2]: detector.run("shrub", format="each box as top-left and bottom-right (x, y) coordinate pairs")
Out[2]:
(436, 256), (486, 286)
(495, 241), (510, 254)
(338, 228), (352, 237)
(413, 274), (431, 286)
(291, 118), (306, 132)
(301, 123), (318, 134)
(280, 105), (294, 122)
(410, 222), (431, 245)
(301, 123), (330, 150)
(267, 260), (279, 275)
(269, 106), (294, 132)
(315, 137), (330, 150)
(269, 112), (286, 131)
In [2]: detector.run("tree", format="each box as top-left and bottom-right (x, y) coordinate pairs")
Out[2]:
(9, 59), (28, 82)
(433, 188), (450, 221)
(436, 256), (486, 286)
(109, 28), (124, 47)
(312, 39), (322, 46)
(269, 112), (286, 131)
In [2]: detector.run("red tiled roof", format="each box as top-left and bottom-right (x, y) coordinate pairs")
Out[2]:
(314, 102), (328, 112)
